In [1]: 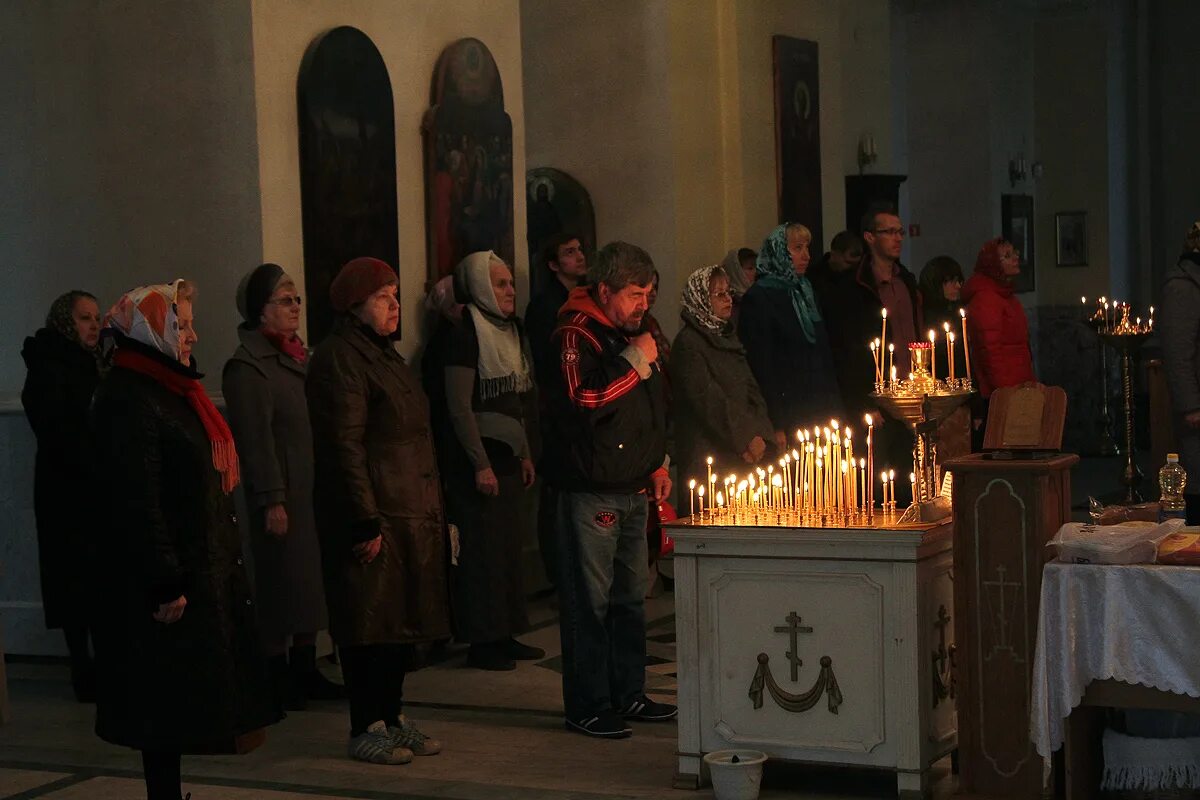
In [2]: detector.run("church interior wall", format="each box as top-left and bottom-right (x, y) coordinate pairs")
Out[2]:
(0, 0), (262, 398)
(251, 0), (528, 362)
(1149, 0), (1200, 294)
(522, 0), (893, 341)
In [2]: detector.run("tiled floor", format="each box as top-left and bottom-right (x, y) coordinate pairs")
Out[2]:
(0, 589), (954, 799)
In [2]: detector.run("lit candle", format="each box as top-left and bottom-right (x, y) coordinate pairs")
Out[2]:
(887, 343), (895, 385)
(959, 308), (971, 381)
(943, 322), (952, 380)
(697, 484), (705, 517)
(888, 469), (896, 510)
(910, 471), (917, 504)
(864, 414), (875, 518)
(881, 471), (889, 510)
(890, 364), (897, 387)
(870, 340), (880, 384)
(859, 458), (866, 512)
(706, 456), (714, 493)
(928, 329), (937, 381)
(688, 479), (696, 517)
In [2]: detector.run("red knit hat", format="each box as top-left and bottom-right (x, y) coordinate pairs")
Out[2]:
(330, 257), (398, 312)
(974, 237), (1009, 282)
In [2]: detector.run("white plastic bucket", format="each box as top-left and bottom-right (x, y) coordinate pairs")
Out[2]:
(703, 749), (768, 800)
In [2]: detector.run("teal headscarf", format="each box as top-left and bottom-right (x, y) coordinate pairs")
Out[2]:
(755, 224), (821, 343)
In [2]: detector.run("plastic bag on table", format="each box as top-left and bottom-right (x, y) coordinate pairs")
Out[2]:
(1048, 517), (1186, 564)
(1088, 496), (1161, 525)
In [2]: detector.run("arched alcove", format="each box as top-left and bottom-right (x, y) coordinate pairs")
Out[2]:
(421, 38), (514, 290)
(297, 26), (399, 343)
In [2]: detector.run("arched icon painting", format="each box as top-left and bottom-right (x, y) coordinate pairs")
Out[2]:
(422, 38), (514, 290)
(297, 26), (399, 343)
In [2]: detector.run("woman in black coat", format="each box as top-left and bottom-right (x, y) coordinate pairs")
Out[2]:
(442, 252), (542, 671)
(739, 223), (842, 449)
(20, 290), (102, 701)
(91, 281), (280, 800)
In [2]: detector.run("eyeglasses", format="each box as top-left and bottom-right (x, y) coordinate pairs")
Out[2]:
(710, 290), (733, 300)
(872, 228), (905, 237)
(269, 296), (303, 307)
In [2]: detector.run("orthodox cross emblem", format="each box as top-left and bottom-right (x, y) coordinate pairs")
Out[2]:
(773, 611), (814, 682)
(982, 564), (1023, 662)
(750, 610), (843, 714)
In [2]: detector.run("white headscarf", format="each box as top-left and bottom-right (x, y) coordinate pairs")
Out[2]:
(454, 251), (533, 400)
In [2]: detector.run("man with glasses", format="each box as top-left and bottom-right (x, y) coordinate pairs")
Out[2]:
(822, 203), (922, 504)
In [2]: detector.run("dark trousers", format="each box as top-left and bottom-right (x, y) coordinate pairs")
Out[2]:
(537, 482), (560, 588)
(556, 490), (649, 720)
(339, 644), (412, 736)
(142, 750), (181, 800)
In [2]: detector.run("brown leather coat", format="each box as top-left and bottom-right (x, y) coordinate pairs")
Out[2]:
(306, 319), (450, 647)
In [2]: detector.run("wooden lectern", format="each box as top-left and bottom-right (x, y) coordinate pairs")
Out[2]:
(943, 384), (1078, 797)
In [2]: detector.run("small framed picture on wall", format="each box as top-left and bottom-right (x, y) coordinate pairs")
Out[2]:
(1055, 211), (1088, 267)
(1002, 194), (1035, 293)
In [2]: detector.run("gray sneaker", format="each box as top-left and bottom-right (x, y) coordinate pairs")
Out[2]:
(349, 720), (413, 764)
(387, 714), (442, 756)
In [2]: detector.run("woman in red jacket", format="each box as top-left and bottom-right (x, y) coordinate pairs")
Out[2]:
(963, 238), (1036, 441)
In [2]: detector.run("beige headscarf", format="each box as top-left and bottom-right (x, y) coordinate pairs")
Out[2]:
(454, 251), (533, 400)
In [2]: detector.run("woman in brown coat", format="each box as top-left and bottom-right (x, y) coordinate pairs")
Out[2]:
(306, 257), (451, 765)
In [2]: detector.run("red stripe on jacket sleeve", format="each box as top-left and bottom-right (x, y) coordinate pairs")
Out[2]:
(561, 327), (641, 409)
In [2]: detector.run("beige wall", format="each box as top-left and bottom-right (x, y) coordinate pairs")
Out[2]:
(251, 0), (527, 359)
(1033, 7), (1110, 305)
(522, 0), (892, 339)
(0, 0), (261, 393)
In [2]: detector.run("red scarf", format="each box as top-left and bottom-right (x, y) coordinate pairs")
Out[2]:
(261, 328), (308, 364)
(113, 349), (241, 494)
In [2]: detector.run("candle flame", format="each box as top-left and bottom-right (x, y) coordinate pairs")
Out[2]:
(910, 472), (916, 481)
(859, 458), (866, 468)
(943, 321), (950, 332)
(688, 479), (696, 489)
(888, 342), (894, 353)
(888, 469), (895, 479)
(928, 329), (936, 342)
(949, 331), (955, 342)
(706, 456), (713, 465)
(882, 308), (888, 319)
(959, 308), (966, 318)
(864, 413), (873, 426)
(697, 485), (705, 497)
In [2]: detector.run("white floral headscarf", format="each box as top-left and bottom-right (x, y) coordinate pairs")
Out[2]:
(680, 265), (728, 334)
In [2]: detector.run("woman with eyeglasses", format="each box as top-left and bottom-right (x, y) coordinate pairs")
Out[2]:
(918, 256), (972, 459)
(919, 256), (968, 382)
(963, 238), (1037, 421)
(671, 265), (776, 486)
(222, 263), (340, 710)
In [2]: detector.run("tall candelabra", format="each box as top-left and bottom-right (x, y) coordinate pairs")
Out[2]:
(1098, 331), (1149, 503)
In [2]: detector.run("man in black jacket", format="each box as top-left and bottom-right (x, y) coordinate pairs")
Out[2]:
(543, 241), (675, 739)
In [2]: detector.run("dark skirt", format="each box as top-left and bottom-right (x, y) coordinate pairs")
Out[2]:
(446, 443), (530, 644)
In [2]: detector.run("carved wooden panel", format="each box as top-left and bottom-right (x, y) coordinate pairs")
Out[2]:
(948, 454), (1076, 795)
(703, 565), (888, 757)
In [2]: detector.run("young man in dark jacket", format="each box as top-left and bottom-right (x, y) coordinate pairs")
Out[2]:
(543, 241), (675, 738)
(524, 233), (587, 588)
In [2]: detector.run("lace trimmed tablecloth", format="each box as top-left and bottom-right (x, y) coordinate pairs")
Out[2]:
(1031, 562), (1200, 759)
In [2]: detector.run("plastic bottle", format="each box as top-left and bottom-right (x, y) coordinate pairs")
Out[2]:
(1159, 453), (1187, 521)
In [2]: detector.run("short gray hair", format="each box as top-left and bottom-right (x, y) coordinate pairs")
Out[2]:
(589, 241), (655, 291)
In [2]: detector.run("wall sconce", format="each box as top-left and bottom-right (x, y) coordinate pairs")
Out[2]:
(858, 134), (877, 173)
(1008, 153), (1027, 187)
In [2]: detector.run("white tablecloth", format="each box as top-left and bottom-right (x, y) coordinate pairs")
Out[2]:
(1031, 562), (1200, 758)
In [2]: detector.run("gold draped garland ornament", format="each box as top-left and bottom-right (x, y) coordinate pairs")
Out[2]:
(748, 653), (844, 714)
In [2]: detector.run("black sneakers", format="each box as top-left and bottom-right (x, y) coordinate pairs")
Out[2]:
(505, 637), (546, 661)
(617, 696), (678, 721)
(565, 710), (633, 739)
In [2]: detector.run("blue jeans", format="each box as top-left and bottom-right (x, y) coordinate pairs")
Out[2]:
(556, 491), (649, 719)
